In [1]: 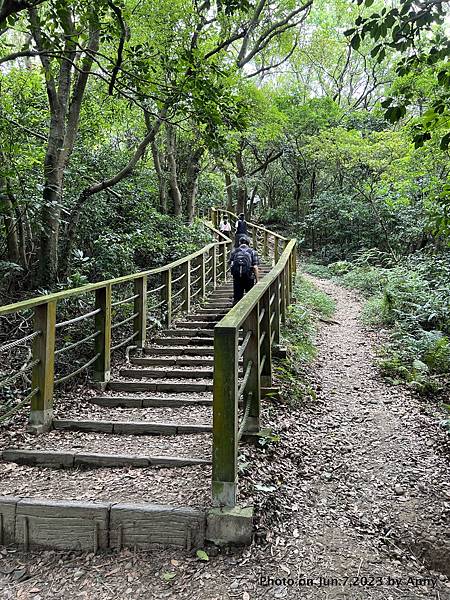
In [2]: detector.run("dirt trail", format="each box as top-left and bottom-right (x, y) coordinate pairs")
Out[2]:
(1, 276), (449, 600)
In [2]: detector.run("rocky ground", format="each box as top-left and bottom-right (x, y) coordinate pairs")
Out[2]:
(1, 275), (449, 600)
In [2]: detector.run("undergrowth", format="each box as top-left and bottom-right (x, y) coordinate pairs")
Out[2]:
(304, 250), (450, 398)
(275, 275), (335, 406)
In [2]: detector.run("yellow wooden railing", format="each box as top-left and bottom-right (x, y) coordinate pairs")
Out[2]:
(0, 226), (231, 431)
(210, 209), (297, 506)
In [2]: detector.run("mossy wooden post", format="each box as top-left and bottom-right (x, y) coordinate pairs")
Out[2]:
(200, 252), (206, 300)
(94, 284), (112, 383)
(28, 301), (56, 433)
(212, 327), (239, 507)
(252, 226), (258, 253)
(274, 236), (279, 264)
(162, 269), (172, 328)
(221, 244), (227, 283)
(272, 279), (281, 348)
(280, 268), (287, 324)
(263, 229), (268, 260)
(212, 245), (217, 289)
(133, 275), (147, 348)
(243, 306), (260, 433)
(211, 208), (218, 229)
(182, 260), (191, 313)
(260, 291), (272, 387)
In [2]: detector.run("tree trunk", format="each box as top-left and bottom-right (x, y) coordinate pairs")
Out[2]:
(166, 124), (182, 217)
(225, 172), (233, 210)
(186, 147), (203, 223)
(0, 156), (20, 264)
(236, 150), (247, 214)
(151, 138), (168, 213)
(61, 107), (167, 275)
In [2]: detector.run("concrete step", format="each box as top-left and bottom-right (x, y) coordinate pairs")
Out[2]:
(120, 368), (214, 379)
(156, 337), (215, 346)
(144, 346), (214, 356)
(175, 321), (215, 329)
(53, 419), (212, 435)
(0, 495), (207, 551)
(184, 314), (222, 322)
(108, 380), (213, 392)
(131, 357), (215, 367)
(90, 395), (213, 408)
(162, 329), (214, 338)
(1, 448), (210, 469)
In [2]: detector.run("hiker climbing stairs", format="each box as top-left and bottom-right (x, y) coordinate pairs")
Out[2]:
(0, 210), (296, 551)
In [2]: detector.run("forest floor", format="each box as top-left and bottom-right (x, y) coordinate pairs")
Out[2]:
(1, 275), (450, 600)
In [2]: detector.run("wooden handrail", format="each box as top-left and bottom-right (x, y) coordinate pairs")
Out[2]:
(211, 207), (289, 242)
(212, 228), (297, 507)
(0, 241), (225, 316)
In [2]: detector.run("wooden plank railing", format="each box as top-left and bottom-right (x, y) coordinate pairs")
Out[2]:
(212, 228), (297, 507)
(210, 207), (289, 262)
(0, 228), (232, 432)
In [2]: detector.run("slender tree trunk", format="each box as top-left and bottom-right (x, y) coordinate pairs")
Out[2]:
(0, 157), (20, 264)
(225, 172), (233, 211)
(166, 124), (182, 217)
(236, 150), (247, 214)
(151, 139), (168, 213)
(61, 107), (167, 274)
(186, 147), (203, 223)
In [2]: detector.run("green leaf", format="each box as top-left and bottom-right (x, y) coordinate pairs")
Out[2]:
(162, 572), (176, 582)
(196, 550), (209, 561)
(350, 34), (361, 51)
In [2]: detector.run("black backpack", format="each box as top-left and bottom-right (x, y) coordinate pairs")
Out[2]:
(231, 248), (252, 277)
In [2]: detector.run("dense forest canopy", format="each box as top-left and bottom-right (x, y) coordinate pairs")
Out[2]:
(0, 0), (448, 294)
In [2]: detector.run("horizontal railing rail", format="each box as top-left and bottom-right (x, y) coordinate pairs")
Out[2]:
(212, 235), (297, 507)
(0, 228), (233, 431)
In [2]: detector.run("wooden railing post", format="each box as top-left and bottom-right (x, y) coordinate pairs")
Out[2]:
(263, 229), (268, 260)
(200, 252), (206, 300)
(162, 269), (172, 327)
(182, 260), (191, 313)
(211, 208), (218, 229)
(272, 279), (281, 348)
(221, 243), (227, 283)
(133, 275), (147, 348)
(212, 245), (217, 289)
(280, 268), (287, 324)
(94, 285), (112, 384)
(28, 301), (56, 433)
(260, 292), (272, 387)
(212, 328), (239, 507)
(243, 306), (260, 434)
(274, 236), (279, 264)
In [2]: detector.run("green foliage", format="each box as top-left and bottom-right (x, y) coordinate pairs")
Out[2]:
(324, 251), (450, 394)
(276, 275), (335, 406)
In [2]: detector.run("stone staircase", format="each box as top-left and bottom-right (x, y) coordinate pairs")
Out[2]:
(0, 266), (272, 550)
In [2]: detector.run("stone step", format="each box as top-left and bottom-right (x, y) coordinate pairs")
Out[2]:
(108, 380), (213, 392)
(53, 419), (212, 435)
(120, 368), (214, 379)
(184, 314), (222, 322)
(162, 329), (214, 338)
(131, 357), (214, 367)
(90, 395), (213, 408)
(175, 321), (215, 329)
(144, 346), (214, 356)
(0, 496), (207, 551)
(156, 337), (215, 346)
(1, 448), (210, 469)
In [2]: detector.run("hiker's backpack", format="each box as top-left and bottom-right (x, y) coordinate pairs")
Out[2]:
(231, 248), (253, 277)
(236, 220), (247, 235)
